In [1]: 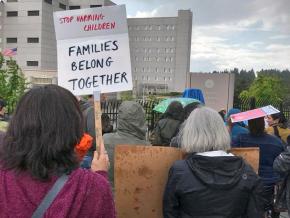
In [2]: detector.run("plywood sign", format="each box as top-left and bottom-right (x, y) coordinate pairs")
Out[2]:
(115, 145), (183, 218)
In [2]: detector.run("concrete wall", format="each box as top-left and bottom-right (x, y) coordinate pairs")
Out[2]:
(128, 10), (192, 93)
(189, 73), (235, 111)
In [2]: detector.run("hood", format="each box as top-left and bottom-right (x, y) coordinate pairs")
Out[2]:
(117, 101), (147, 140)
(186, 153), (245, 189)
(226, 108), (246, 127)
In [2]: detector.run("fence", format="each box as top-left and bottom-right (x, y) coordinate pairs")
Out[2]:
(101, 99), (160, 131)
(234, 97), (290, 121)
(101, 97), (290, 131)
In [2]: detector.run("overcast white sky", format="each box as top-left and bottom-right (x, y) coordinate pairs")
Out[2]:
(114, 0), (290, 72)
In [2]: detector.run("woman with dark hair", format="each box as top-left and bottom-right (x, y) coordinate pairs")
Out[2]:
(169, 102), (201, 147)
(150, 101), (184, 146)
(266, 112), (290, 144)
(232, 117), (284, 217)
(0, 85), (115, 217)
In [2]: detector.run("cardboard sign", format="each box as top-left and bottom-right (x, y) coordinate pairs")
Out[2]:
(53, 5), (132, 95)
(230, 147), (259, 173)
(231, 105), (279, 123)
(115, 145), (183, 218)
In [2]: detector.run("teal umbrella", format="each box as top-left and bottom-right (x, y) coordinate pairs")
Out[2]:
(153, 97), (201, 113)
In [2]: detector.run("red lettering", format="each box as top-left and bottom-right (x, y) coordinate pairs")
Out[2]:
(59, 16), (74, 24)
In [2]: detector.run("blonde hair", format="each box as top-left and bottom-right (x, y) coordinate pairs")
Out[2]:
(181, 106), (230, 153)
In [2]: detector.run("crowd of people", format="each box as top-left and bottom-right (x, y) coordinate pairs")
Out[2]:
(1, 84), (290, 217)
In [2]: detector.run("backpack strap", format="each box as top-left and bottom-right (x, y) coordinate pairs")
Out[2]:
(31, 174), (69, 218)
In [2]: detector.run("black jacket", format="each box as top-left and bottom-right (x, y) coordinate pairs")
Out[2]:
(273, 146), (290, 216)
(163, 153), (265, 218)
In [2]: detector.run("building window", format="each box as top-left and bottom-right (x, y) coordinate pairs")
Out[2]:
(156, 36), (160, 41)
(59, 3), (66, 10)
(27, 61), (39, 66)
(27, 10), (39, 16)
(44, 0), (52, 4)
(7, 11), (18, 17)
(69, 5), (80, 10)
(6, 38), (17, 43)
(155, 76), (158, 81)
(27, 37), (39, 43)
(90, 5), (102, 8)
(7, 0), (18, 2)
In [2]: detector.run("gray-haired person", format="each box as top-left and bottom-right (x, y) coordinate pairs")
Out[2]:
(163, 106), (264, 218)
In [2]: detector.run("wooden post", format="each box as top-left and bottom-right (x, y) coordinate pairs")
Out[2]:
(93, 91), (104, 153)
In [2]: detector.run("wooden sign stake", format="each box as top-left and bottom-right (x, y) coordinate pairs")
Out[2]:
(93, 91), (104, 153)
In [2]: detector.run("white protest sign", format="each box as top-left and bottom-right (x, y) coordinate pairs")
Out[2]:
(53, 5), (132, 95)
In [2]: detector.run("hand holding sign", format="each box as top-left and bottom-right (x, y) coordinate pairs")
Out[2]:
(91, 145), (110, 172)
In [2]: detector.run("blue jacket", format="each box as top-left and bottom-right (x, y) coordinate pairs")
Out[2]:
(230, 124), (249, 140)
(232, 133), (284, 186)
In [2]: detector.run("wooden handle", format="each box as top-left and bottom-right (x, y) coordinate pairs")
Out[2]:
(93, 91), (105, 154)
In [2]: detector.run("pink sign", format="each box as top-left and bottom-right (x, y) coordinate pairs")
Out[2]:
(231, 105), (279, 123)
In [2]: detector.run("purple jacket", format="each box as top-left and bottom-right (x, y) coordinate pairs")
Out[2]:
(0, 168), (116, 218)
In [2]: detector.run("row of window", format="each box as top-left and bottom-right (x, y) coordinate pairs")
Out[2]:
(130, 36), (175, 42)
(6, 1), (101, 14)
(134, 56), (174, 63)
(6, 59), (38, 66)
(135, 48), (175, 53)
(129, 25), (175, 31)
(134, 75), (173, 81)
(44, 0), (101, 10)
(6, 37), (39, 43)
(134, 67), (173, 73)
(7, 10), (39, 17)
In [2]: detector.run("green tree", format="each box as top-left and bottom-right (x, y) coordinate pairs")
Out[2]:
(239, 75), (285, 103)
(0, 54), (27, 113)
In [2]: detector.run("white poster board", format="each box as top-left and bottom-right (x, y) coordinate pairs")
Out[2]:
(53, 5), (132, 95)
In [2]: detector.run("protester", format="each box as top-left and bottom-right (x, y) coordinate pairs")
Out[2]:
(0, 85), (115, 218)
(0, 99), (8, 132)
(273, 139), (290, 217)
(266, 112), (290, 144)
(226, 108), (249, 141)
(163, 107), (264, 217)
(232, 117), (284, 217)
(103, 101), (150, 186)
(150, 101), (184, 146)
(0, 130), (4, 145)
(218, 108), (226, 121)
(170, 102), (201, 147)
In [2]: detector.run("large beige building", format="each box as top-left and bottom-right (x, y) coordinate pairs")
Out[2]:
(0, 0), (192, 93)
